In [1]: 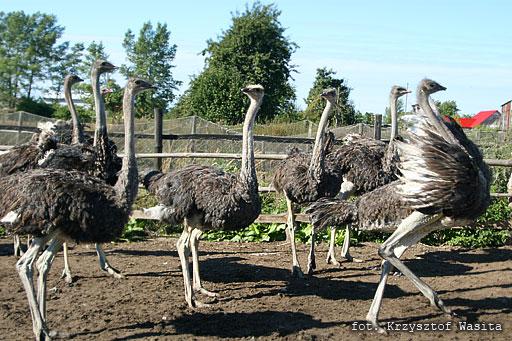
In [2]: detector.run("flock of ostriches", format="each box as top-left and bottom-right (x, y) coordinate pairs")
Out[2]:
(0, 59), (491, 340)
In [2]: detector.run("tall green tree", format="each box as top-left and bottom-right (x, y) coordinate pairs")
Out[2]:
(121, 21), (181, 117)
(0, 11), (66, 107)
(302, 68), (356, 125)
(48, 42), (85, 100)
(72, 41), (112, 120)
(172, 2), (297, 124)
(435, 100), (459, 118)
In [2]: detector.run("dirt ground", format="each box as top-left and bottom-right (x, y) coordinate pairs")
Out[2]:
(0, 237), (511, 341)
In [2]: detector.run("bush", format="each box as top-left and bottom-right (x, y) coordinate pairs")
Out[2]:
(16, 97), (54, 117)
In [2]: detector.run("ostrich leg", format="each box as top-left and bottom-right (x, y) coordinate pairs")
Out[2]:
(16, 236), (50, 340)
(36, 237), (63, 320)
(13, 234), (23, 257)
(285, 194), (303, 278)
(340, 226), (362, 263)
(95, 243), (123, 278)
(176, 221), (195, 308)
(60, 243), (73, 283)
(307, 227), (316, 275)
(325, 227), (340, 265)
(190, 228), (219, 298)
(367, 212), (454, 332)
(327, 186), (357, 265)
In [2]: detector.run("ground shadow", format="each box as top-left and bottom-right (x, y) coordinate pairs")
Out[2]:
(172, 311), (338, 338)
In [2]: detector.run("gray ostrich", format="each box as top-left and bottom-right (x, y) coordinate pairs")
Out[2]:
(307, 79), (491, 333)
(272, 89), (342, 277)
(22, 62), (122, 282)
(321, 86), (411, 269)
(142, 85), (264, 308)
(4, 75), (85, 257)
(0, 78), (154, 340)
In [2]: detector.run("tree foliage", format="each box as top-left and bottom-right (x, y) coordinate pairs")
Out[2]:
(0, 11), (66, 107)
(172, 2), (297, 124)
(121, 21), (181, 117)
(435, 100), (460, 118)
(48, 43), (84, 100)
(302, 68), (356, 125)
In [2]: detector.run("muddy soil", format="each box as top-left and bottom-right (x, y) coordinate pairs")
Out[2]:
(0, 237), (511, 340)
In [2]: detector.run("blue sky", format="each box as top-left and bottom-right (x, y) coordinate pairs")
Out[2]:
(2, 0), (512, 116)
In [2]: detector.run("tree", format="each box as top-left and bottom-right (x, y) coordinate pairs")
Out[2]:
(121, 21), (181, 117)
(302, 68), (356, 125)
(48, 42), (85, 100)
(0, 11), (66, 108)
(435, 100), (460, 118)
(72, 41), (111, 121)
(172, 2), (297, 124)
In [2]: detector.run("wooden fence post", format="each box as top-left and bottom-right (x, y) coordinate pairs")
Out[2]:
(154, 108), (163, 170)
(358, 123), (364, 136)
(16, 112), (22, 144)
(307, 121), (313, 138)
(374, 114), (382, 140)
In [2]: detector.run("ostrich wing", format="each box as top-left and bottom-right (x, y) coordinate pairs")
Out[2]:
(397, 121), (491, 220)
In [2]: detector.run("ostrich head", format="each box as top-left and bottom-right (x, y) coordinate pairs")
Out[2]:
(418, 78), (446, 96)
(65, 74), (84, 86)
(320, 88), (337, 103)
(391, 85), (411, 98)
(93, 59), (117, 74)
(126, 78), (156, 95)
(241, 84), (264, 101)
(139, 169), (163, 189)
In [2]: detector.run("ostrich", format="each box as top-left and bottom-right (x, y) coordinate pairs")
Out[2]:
(272, 89), (342, 277)
(320, 85), (411, 269)
(4, 75), (85, 257)
(22, 62), (123, 283)
(307, 78), (491, 333)
(56, 60), (124, 283)
(142, 85), (264, 308)
(0, 77), (154, 340)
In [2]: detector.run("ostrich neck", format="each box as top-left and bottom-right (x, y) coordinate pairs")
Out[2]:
(417, 89), (459, 146)
(64, 80), (84, 144)
(92, 69), (107, 146)
(308, 100), (333, 179)
(240, 98), (261, 189)
(389, 93), (398, 140)
(114, 89), (138, 209)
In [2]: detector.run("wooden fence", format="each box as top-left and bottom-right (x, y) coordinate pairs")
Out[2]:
(1, 120), (512, 227)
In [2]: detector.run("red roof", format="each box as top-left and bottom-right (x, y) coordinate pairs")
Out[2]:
(457, 110), (499, 128)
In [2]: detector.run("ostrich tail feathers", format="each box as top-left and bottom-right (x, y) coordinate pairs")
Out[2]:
(306, 198), (356, 231)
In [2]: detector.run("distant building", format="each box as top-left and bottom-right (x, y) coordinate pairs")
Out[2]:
(457, 110), (501, 129)
(42, 96), (87, 108)
(502, 100), (512, 130)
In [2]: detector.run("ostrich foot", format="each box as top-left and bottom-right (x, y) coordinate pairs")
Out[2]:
(101, 263), (124, 279)
(366, 317), (388, 335)
(291, 266), (304, 278)
(60, 268), (74, 284)
(194, 300), (214, 308)
(194, 286), (219, 297)
(391, 270), (403, 277)
(341, 252), (363, 263)
(34, 323), (53, 341)
(325, 253), (341, 267)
